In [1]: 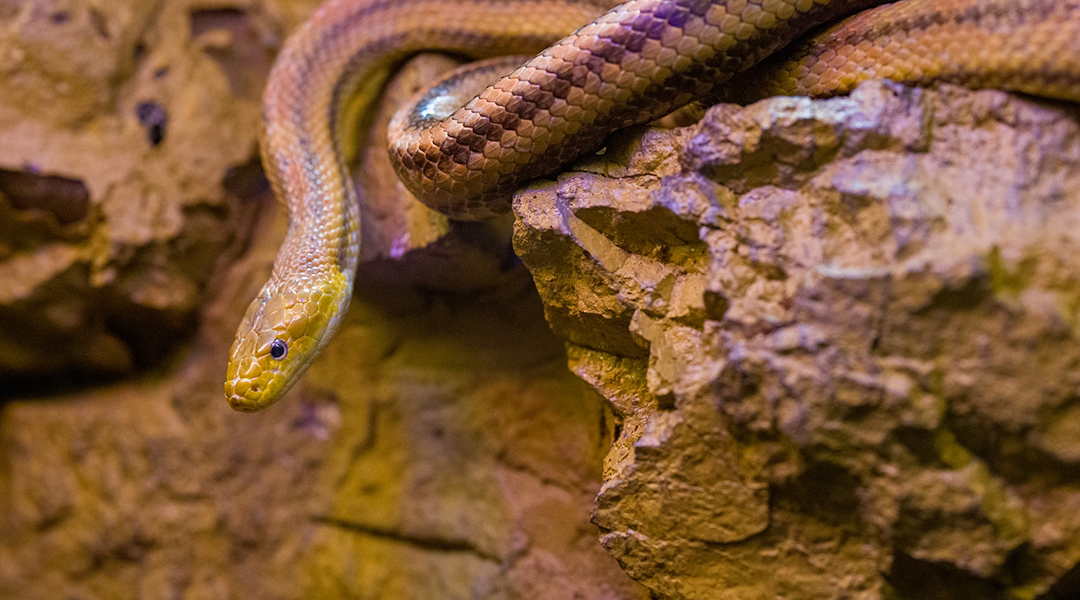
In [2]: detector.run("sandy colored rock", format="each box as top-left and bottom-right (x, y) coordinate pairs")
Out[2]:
(0, 1), (645, 599)
(0, 0), (271, 381)
(6, 0), (1080, 598)
(514, 81), (1080, 599)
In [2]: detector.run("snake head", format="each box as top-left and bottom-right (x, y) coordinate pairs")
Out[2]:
(224, 275), (346, 411)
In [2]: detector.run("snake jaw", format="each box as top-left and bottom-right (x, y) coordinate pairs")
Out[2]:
(224, 278), (345, 411)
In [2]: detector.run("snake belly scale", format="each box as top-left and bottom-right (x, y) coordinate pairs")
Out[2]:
(225, 0), (1080, 411)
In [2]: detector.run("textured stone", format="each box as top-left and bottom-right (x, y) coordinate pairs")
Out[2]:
(0, 2), (645, 599)
(8, 0), (1080, 598)
(514, 81), (1080, 599)
(0, 0), (270, 382)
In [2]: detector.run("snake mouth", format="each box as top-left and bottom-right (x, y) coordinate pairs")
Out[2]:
(224, 376), (274, 412)
(225, 390), (268, 412)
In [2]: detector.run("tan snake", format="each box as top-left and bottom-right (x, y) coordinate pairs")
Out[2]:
(224, 0), (1080, 411)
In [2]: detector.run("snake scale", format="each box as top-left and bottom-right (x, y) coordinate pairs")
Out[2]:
(224, 0), (1080, 411)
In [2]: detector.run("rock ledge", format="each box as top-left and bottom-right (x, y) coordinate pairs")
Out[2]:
(515, 81), (1080, 600)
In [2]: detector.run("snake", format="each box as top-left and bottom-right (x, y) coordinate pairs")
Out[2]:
(224, 0), (1080, 411)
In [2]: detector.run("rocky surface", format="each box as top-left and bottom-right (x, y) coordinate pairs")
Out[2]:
(514, 81), (1080, 599)
(0, 0), (271, 383)
(0, 1), (643, 599)
(5, 0), (1080, 598)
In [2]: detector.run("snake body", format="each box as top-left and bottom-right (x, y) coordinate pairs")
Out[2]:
(225, 0), (1080, 411)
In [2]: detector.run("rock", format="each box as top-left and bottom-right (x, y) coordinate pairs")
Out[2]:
(7, 0), (1080, 598)
(0, 2), (645, 600)
(513, 80), (1080, 599)
(0, 0), (268, 382)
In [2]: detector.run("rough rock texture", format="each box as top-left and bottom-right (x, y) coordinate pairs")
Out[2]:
(514, 81), (1080, 599)
(8, 0), (1080, 598)
(0, 0), (272, 383)
(0, 1), (644, 599)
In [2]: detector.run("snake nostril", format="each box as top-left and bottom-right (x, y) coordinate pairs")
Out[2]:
(251, 385), (260, 393)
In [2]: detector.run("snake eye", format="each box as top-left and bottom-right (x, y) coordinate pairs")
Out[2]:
(270, 339), (288, 360)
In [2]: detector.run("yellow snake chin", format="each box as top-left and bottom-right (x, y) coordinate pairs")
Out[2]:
(224, 278), (342, 412)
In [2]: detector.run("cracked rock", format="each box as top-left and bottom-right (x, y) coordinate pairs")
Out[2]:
(514, 81), (1080, 600)
(0, 3), (647, 599)
(0, 0), (265, 382)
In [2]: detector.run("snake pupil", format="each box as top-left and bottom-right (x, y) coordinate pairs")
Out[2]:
(270, 339), (288, 360)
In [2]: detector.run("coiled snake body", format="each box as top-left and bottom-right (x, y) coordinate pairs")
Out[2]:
(225, 0), (1080, 411)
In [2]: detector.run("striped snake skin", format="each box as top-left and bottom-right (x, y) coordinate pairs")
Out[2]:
(225, 0), (1080, 411)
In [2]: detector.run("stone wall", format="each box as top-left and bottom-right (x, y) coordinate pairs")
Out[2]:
(0, 1), (643, 598)
(3, 0), (1080, 598)
(515, 81), (1080, 599)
